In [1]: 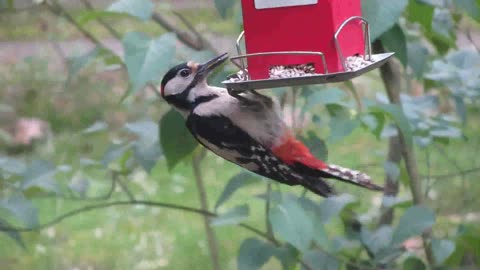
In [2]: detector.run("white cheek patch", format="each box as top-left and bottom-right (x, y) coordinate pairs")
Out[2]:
(164, 76), (194, 96)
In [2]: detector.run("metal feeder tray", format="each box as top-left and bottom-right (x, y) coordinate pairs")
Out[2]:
(222, 17), (395, 92)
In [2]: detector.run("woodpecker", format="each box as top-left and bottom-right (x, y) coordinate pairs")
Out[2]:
(159, 53), (383, 197)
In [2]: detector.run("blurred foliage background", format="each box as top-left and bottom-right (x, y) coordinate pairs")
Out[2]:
(0, 0), (480, 269)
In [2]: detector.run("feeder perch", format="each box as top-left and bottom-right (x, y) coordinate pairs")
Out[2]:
(223, 0), (395, 92)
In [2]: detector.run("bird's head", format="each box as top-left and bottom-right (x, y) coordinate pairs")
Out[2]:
(160, 53), (228, 113)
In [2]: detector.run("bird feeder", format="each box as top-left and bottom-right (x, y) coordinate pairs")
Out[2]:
(223, 0), (395, 92)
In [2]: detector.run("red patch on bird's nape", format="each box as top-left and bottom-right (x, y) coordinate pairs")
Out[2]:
(160, 85), (165, 97)
(272, 135), (328, 170)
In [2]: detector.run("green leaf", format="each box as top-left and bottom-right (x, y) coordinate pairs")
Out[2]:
(407, 42), (429, 79)
(300, 131), (328, 161)
(362, 0), (409, 41)
(370, 104), (413, 146)
(431, 238), (455, 265)
(102, 143), (132, 168)
(69, 177), (90, 197)
(214, 0), (236, 18)
(361, 226), (393, 255)
(159, 109), (198, 171)
(380, 24), (407, 67)
(327, 117), (360, 144)
(432, 8), (454, 39)
(215, 171), (261, 210)
(0, 156), (26, 175)
(361, 112), (386, 139)
(0, 194), (38, 228)
(123, 32), (176, 92)
(302, 250), (340, 270)
(83, 121), (108, 134)
(391, 206), (435, 246)
(403, 256), (426, 270)
(237, 238), (275, 270)
(211, 205), (249, 227)
(318, 194), (357, 223)
(304, 88), (348, 110)
(456, 0), (480, 21)
(125, 120), (162, 172)
(269, 197), (314, 252)
(67, 47), (99, 79)
(406, 0), (434, 32)
(0, 217), (25, 249)
(107, 0), (153, 21)
(21, 160), (59, 194)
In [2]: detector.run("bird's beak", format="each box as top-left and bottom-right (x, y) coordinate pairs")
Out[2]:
(196, 53), (229, 79)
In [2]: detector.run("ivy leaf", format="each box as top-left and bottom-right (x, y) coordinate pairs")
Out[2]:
(159, 109), (198, 171)
(125, 120), (162, 172)
(237, 238), (275, 270)
(102, 143), (132, 168)
(380, 24), (407, 67)
(361, 226), (394, 255)
(304, 88), (348, 111)
(407, 42), (429, 79)
(123, 32), (176, 93)
(431, 238), (456, 265)
(318, 194), (358, 223)
(0, 156), (26, 176)
(269, 197), (314, 252)
(327, 117), (361, 144)
(107, 0), (153, 21)
(21, 160), (59, 194)
(362, 0), (409, 41)
(391, 206), (436, 246)
(215, 171), (261, 210)
(0, 194), (38, 228)
(211, 205), (249, 227)
(370, 104), (413, 146)
(302, 250), (340, 270)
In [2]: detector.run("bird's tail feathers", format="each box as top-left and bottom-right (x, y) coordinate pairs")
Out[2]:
(322, 164), (383, 191)
(301, 177), (336, 197)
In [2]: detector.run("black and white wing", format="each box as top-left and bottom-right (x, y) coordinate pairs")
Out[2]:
(186, 113), (334, 196)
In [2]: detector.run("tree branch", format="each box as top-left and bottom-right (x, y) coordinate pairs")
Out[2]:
(151, 12), (204, 51)
(374, 40), (434, 266)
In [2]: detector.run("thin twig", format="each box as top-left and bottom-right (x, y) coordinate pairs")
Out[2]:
(265, 183), (274, 239)
(79, 0), (122, 39)
(0, 199), (376, 270)
(114, 172), (135, 201)
(45, 1), (104, 49)
(151, 12), (203, 51)
(192, 149), (221, 270)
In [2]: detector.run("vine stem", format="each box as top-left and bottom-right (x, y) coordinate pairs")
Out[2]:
(192, 149), (221, 270)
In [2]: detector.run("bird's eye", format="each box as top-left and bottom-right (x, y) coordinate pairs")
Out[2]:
(179, 69), (191, 78)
